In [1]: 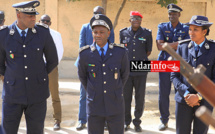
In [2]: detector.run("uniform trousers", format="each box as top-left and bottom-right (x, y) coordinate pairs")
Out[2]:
(124, 75), (147, 126)
(87, 113), (124, 134)
(48, 66), (62, 123)
(175, 102), (213, 134)
(78, 84), (87, 124)
(1, 100), (47, 134)
(159, 72), (172, 124)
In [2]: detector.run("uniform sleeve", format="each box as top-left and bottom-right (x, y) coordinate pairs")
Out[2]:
(109, 29), (115, 43)
(170, 45), (190, 97)
(183, 26), (190, 40)
(146, 31), (153, 52)
(0, 41), (6, 75)
(78, 52), (88, 89)
(156, 24), (165, 41)
(79, 25), (86, 48)
(120, 50), (129, 87)
(44, 29), (59, 74)
(119, 31), (123, 44)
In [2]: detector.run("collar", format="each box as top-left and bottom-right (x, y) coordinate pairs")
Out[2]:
(168, 21), (181, 31)
(96, 42), (109, 55)
(15, 23), (28, 37)
(194, 38), (205, 48)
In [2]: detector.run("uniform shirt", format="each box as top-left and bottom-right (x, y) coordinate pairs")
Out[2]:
(120, 26), (152, 76)
(156, 22), (189, 60)
(0, 22), (58, 104)
(50, 29), (64, 62)
(15, 24), (28, 37)
(78, 42), (129, 116)
(171, 39), (215, 107)
(96, 42), (108, 56)
(74, 23), (115, 67)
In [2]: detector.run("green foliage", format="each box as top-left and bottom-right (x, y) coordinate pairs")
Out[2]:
(157, 0), (178, 7)
(66, 0), (80, 2)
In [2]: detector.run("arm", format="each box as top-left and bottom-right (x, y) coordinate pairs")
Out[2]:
(44, 29), (58, 74)
(109, 28), (115, 43)
(78, 53), (88, 90)
(0, 41), (6, 76)
(146, 31), (153, 57)
(55, 32), (64, 62)
(120, 50), (129, 87)
(79, 25), (87, 48)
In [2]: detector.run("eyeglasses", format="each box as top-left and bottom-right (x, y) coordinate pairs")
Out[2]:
(130, 17), (142, 21)
(41, 20), (50, 23)
(94, 11), (103, 15)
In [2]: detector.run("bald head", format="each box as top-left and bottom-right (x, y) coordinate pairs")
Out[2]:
(0, 11), (5, 26)
(93, 6), (104, 15)
(39, 14), (51, 26)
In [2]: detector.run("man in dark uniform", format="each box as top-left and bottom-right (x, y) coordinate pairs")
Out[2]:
(120, 11), (152, 132)
(156, 4), (189, 131)
(78, 14), (129, 134)
(0, 11), (5, 26)
(0, 1), (58, 133)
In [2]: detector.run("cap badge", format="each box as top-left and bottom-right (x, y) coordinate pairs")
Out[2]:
(192, 15), (197, 20)
(95, 14), (100, 19)
(33, 2), (39, 7)
(169, 4), (172, 9)
(9, 29), (15, 35)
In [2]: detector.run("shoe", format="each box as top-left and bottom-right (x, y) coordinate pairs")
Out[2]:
(53, 123), (60, 131)
(158, 123), (168, 131)
(124, 125), (130, 131)
(76, 123), (86, 131)
(135, 125), (142, 132)
(104, 122), (108, 130)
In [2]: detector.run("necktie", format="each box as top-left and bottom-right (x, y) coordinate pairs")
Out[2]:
(21, 30), (26, 42)
(195, 45), (200, 56)
(100, 48), (105, 60)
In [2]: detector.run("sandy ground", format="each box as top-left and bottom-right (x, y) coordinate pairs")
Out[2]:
(0, 78), (215, 134)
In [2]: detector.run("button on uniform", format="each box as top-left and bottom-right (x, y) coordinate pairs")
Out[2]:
(24, 66), (27, 69)
(24, 55), (27, 58)
(104, 81), (106, 84)
(104, 90), (107, 93)
(23, 45), (26, 48)
(25, 77), (28, 80)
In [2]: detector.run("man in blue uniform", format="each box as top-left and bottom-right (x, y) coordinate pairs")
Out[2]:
(78, 14), (129, 134)
(75, 6), (114, 131)
(120, 11), (152, 132)
(156, 4), (189, 131)
(0, 1), (58, 133)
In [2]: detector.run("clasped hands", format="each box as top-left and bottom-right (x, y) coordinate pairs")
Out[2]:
(184, 94), (200, 107)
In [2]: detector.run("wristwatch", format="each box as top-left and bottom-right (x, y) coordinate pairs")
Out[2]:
(197, 93), (203, 100)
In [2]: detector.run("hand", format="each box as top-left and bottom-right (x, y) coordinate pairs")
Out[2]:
(184, 94), (199, 107)
(0, 75), (4, 82)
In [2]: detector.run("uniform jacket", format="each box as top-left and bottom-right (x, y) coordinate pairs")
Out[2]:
(0, 22), (58, 104)
(171, 39), (215, 107)
(120, 26), (152, 76)
(78, 42), (129, 116)
(156, 22), (189, 60)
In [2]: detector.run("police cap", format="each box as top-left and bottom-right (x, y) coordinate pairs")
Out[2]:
(90, 14), (113, 31)
(185, 15), (213, 27)
(12, 0), (40, 15)
(167, 3), (182, 12)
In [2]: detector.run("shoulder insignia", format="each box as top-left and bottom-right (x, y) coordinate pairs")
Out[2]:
(114, 43), (125, 48)
(178, 39), (191, 44)
(208, 39), (215, 43)
(90, 44), (96, 51)
(36, 22), (49, 28)
(120, 27), (127, 32)
(188, 42), (192, 48)
(109, 43), (114, 49)
(9, 29), (15, 35)
(79, 45), (90, 53)
(0, 25), (7, 31)
(32, 28), (37, 33)
(145, 28), (152, 32)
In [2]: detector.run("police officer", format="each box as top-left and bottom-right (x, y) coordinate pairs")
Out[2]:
(120, 11), (152, 132)
(78, 14), (129, 134)
(171, 15), (214, 134)
(156, 4), (189, 131)
(0, 11), (5, 26)
(0, 1), (58, 133)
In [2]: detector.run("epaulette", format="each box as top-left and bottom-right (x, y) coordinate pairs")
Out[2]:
(0, 25), (7, 31)
(79, 45), (90, 53)
(178, 39), (191, 44)
(36, 22), (49, 28)
(145, 28), (152, 32)
(113, 43), (125, 48)
(208, 39), (215, 43)
(119, 27), (127, 32)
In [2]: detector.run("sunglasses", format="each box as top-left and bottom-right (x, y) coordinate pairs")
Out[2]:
(130, 17), (142, 21)
(94, 11), (103, 14)
(41, 20), (50, 23)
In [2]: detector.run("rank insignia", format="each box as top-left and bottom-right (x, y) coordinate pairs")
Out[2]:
(138, 37), (146, 41)
(88, 64), (95, 67)
(10, 54), (14, 59)
(205, 43), (210, 49)
(10, 29), (15, 35)
(32, 28), (37, 33)
(165, 31), (170, 33)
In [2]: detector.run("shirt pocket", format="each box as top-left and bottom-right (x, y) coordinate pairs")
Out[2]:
(37, 72), (48, 84)
(87, 66), (99, 80)
(6, 45), (17, 61)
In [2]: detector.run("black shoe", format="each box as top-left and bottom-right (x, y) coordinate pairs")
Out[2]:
(53, 123), (60, 131)
(76, 123), (86, 131)
(135, 125), (142, 132)
(124, 125), (130, 131)
(158, 123), (168, 131)
(104, 122), (108, 130)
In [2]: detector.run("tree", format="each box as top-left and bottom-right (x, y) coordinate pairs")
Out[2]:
(156, 0), (178, 7)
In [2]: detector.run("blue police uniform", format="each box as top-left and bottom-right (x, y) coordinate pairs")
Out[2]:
(0, 1), (58, 133)
(171, 15), (214, 134)
(120, 26), (152, 127)
(156, 4), (189, 126)
(78, 14), (129, 134)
